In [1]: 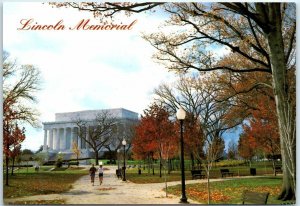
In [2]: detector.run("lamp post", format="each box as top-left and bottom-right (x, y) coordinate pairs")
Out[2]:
(117, 149), (120, 170)
(122, 139), (127, 181)
(176, 106), (188, 203)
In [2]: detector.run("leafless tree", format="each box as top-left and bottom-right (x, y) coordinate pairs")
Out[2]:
(3, 51), (42, 127)
(75, 111), (118, 165)
(105, 119), (136, 160)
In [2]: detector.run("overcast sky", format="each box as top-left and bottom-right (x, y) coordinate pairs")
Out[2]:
(3, 2), (239, 151)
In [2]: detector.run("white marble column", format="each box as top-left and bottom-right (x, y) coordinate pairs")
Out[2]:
(67, 127), (71, 149)
(49, 129), (53, 150)
(60, 128), (66, 150)
(65, 128), (68, 149)
(43, 129), (47, 151)
(53, 129), (57, 150)
(55, 128), (60, 151)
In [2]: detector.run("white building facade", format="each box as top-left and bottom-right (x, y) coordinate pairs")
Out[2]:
(42, 108), (139, 158)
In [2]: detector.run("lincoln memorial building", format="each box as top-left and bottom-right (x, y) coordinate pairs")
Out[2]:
(42, 108), (139, 158)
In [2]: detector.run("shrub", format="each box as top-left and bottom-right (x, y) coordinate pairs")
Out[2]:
(55, 158), (63, 168)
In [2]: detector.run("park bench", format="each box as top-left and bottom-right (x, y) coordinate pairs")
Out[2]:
(191, 170), (205, 179)
(242, 190), (269, 204)
(220, 169), (234, 178)
(275, 166), (282, 176)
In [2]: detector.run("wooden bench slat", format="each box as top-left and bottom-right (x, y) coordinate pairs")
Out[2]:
(191, 170), (205, 179)
(220, 169), (234, 178)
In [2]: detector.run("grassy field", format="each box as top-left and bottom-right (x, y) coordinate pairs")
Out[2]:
(125, 164), (277, 184)
(166, 176), (285, 204)
(3, 166), (87, 199)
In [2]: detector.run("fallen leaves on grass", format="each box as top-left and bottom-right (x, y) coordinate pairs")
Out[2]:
(166, 177), (283, 204)
(187, 188), (230, 202)
(4, 173), (85, 198)
(231, 186), (281, 196)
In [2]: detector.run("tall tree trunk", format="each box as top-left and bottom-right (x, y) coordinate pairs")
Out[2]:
(11, 157), (15, 176)
(159, 153), (162, 177)
(272, 156), (276, 176)
(191, 153), (195, 170)
(95, 150), (99, 165)
(159, 161), (162, 177)
(266, 4), (296, 200)
(207, 168), (211, 204)
(152, 158), (155, 175)
(164, 165), (168, 197)
(148, 155), (150, 174)
(5, 155), (9, 186)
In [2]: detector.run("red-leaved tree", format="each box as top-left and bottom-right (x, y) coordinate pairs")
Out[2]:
(132, 103), (178, 177)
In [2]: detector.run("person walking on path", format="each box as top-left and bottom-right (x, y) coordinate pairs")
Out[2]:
(89, 164), (97, 186)
(98, 164), (104, 185)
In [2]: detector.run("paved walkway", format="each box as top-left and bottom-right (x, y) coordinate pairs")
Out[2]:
(4, 166), (261, 204)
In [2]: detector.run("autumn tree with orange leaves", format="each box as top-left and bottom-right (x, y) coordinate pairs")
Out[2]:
(3, 51), (41, 186)
(238, 132), (256, 167)
(132, 103), (178, 178)
(238, 94), (281, 170)
(6, 126), (25, 176)
(3, 120), (26, 185)
(216, 65), (282, 168)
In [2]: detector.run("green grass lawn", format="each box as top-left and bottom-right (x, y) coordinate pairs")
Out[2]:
(166, 176), (285, 204)
(3, 166), (87, 199)
(125, 166), (276, 184)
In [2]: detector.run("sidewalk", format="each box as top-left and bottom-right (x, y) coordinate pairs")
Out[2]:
(62, 166), (201, 204)
(4, 166), (262, 204)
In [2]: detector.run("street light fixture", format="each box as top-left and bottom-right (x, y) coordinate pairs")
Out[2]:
(122, 139), (127, 181)
(176, 106), (188, 203)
